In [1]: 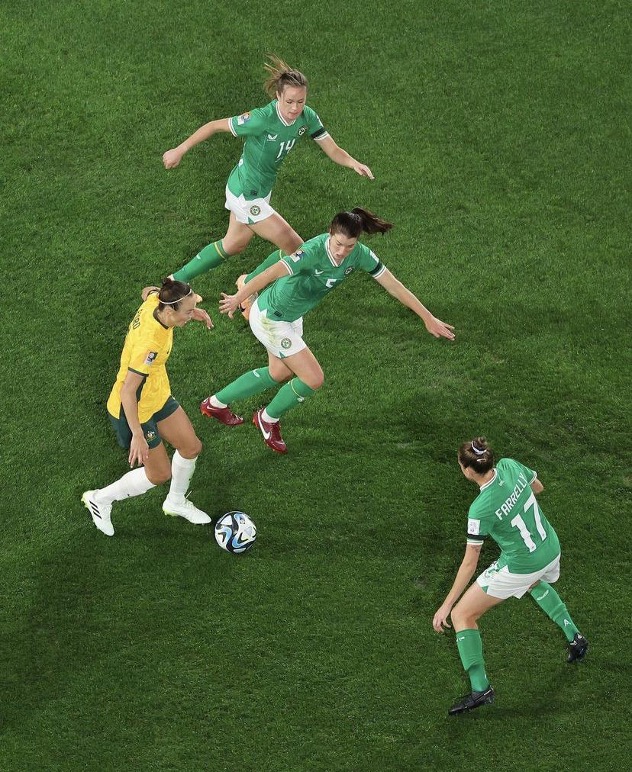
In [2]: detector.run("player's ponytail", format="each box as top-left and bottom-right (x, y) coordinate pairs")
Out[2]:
(458, 437), (495, 473)
(158, 277), (193, 311)
(330, 208), (394, 239)
(263, 54), (308, 98)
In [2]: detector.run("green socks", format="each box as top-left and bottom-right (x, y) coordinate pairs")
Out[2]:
(453, 585), (579, 695)
(215, 367), (278, 405)
(246, 249), (285, 282)
(173, 240), (229, 282)
(173, 243), (288, 284)
(529, 582), (579, 642)
(266, 378), (316, 420)
(215, 371), (317, 421)
(456, 629), (489, 692)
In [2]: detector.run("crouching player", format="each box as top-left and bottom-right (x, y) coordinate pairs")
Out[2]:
(432, 437), (588, 715)
(82, 279), (213, 536)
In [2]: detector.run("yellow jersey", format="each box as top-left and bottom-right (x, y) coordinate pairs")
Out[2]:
(107, 293), (173, 422)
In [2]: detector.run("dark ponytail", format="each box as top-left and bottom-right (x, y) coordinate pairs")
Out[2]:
(330, 207), (394, 239)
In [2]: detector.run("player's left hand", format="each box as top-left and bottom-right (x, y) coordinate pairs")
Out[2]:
(191, 307), (214, 329)
(219, 292), (240, 319)
(353, 162), (374, 180)
(432, 604), (453, 633)
(425, 316), (455, 340)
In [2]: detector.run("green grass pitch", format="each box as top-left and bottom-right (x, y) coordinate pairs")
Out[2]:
(1, 0), (630, 769)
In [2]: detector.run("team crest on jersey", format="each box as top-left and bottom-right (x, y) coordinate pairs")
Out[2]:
(144, 351), (158, 365)
(281, 338), (292, 350)
(237, 112), (251, 125)
(344, 267), (354, 276)
(298, 126), (306, 136)
(145, 430), (156, 442)
(249, 205), (261, 216)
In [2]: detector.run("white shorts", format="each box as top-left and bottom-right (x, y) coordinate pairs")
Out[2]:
(476, 554), (561, 600)
(225, 186), (275, 224)
(249, 299), (306, 359)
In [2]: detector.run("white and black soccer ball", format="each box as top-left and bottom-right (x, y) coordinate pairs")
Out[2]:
(214, 511), (257, 554)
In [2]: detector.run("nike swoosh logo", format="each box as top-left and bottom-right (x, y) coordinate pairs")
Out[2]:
(315, 269), (324, 275)
(261, 425), (271, 440)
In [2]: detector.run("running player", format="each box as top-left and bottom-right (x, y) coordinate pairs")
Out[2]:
(162, 54), (373, 284)
(199, 208), (455, 454)
(432, 437), (588, 715)
(82, 279), (213, 536)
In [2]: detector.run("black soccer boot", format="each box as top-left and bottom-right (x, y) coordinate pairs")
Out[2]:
(567, 633), (589, 663)
(448, 685), (495, 716)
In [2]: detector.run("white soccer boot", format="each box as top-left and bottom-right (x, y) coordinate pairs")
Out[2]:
(162, 497), (211, 525)
(82, 490), (115, 536)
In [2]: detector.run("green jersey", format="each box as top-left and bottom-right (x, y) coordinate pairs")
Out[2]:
(227, 101), (328, 199)
(256, 233), (386, 322)
(466, 458), (560, 574)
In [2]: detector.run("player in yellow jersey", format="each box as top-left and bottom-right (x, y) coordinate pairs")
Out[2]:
(82, 279), (213, 536)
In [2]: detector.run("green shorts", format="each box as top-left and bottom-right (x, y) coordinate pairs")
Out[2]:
(108, 396), (179, 450)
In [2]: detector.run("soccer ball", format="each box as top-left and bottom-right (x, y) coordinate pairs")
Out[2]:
(214, 511), (257, 554)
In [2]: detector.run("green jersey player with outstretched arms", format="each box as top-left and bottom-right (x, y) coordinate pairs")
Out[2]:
(198, 208), (455, 454)
(432, 437), (588, 716)
(163, 55), (374, 282)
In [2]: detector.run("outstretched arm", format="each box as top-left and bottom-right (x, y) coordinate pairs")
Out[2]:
(316, 135), (374, 179)
(163, 118), (232, 168)
(375, 269), (455, 340)
(432, 544), (482, 632)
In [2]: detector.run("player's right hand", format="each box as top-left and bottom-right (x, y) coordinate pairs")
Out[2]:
(129, 434), (149, 468)
(432, 604), (453, 633)
(219, 292), (240, 319)
(163, 148), (184, 169)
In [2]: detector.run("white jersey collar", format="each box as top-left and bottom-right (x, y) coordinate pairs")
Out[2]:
(275, 101), (297, 127)
(325, 236), (343, 267)
(479, 468), (497, 491)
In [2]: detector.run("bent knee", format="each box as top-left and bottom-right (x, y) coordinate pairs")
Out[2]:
(306, 370), (324, 390)
(269, 366), (292, 384)
(147, 468), (171, 486)
(309, 374), (324, 390)
(450, 603), (468, 629)
(179, 438), (203, 459)
(221, 238), (248, 255)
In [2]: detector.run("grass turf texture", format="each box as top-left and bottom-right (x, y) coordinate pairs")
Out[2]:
(1, 0), (630, 769)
